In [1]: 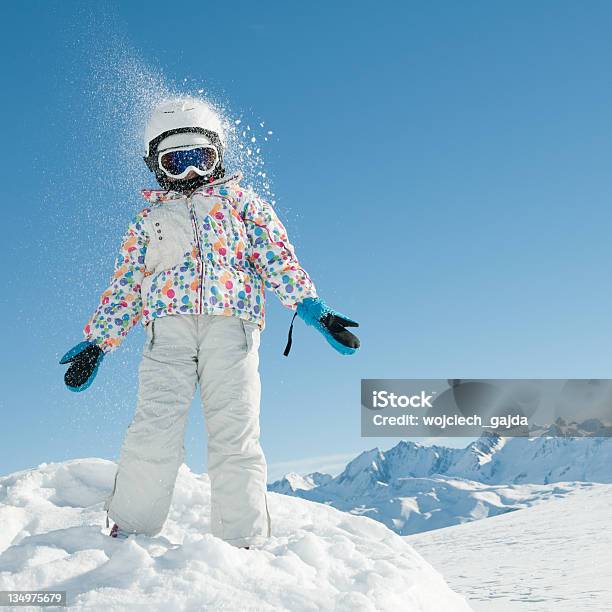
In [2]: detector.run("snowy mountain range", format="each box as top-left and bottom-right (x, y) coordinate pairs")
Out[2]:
(269, 424), (612, 536)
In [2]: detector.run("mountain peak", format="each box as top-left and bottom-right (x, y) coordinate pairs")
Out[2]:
(268, 471), (332, 494)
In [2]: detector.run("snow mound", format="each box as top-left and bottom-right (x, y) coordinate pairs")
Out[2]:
(409, 482), (612, 611)
(0, 459), (471, 612)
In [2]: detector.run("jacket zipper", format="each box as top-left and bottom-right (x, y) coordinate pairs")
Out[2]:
(187, 196), (204, 314)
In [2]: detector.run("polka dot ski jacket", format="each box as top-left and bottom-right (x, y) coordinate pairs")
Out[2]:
(84, 172), (318, 353)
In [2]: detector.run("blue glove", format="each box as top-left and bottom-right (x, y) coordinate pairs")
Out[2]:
(296, 297), (360, 355)
(60, 341), (105, 392)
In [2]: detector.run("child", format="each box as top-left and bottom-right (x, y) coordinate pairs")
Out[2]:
(60, 98), (360, 547)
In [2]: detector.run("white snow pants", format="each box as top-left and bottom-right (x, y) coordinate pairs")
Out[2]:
(105, 314), (271, 547)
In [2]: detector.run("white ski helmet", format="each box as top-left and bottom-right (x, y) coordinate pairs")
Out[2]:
(143, 97), (226, 184)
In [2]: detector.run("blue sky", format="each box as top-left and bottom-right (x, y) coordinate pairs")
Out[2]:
(3, 1), (612, 480)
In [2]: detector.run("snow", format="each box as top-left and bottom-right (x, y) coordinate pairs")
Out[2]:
(0, 459), (471, 612)
(269, 431), (612, 535)
(408, 482), (612, 611)
(268, 472), (333, 495)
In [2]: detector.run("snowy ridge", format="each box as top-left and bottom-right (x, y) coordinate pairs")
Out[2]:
(267, 471), (333, 495)
(409, 482), (612, 611)
(269, 429), (612, 535)
(0, 459), (470, 611)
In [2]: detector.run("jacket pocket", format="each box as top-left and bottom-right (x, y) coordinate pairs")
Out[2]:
(151, 205), (194, 271)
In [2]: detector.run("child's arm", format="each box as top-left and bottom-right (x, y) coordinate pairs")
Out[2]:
(83, 209), (150, 353)
(242, 196), (359, 355)
(60, 210), (149, 392)
(242, 196), (317, 307)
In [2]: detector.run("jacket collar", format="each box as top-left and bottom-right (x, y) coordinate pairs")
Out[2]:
(141, 171), (243, 204)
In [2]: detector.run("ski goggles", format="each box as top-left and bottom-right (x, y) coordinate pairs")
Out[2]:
(158, 145), (219, 179)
